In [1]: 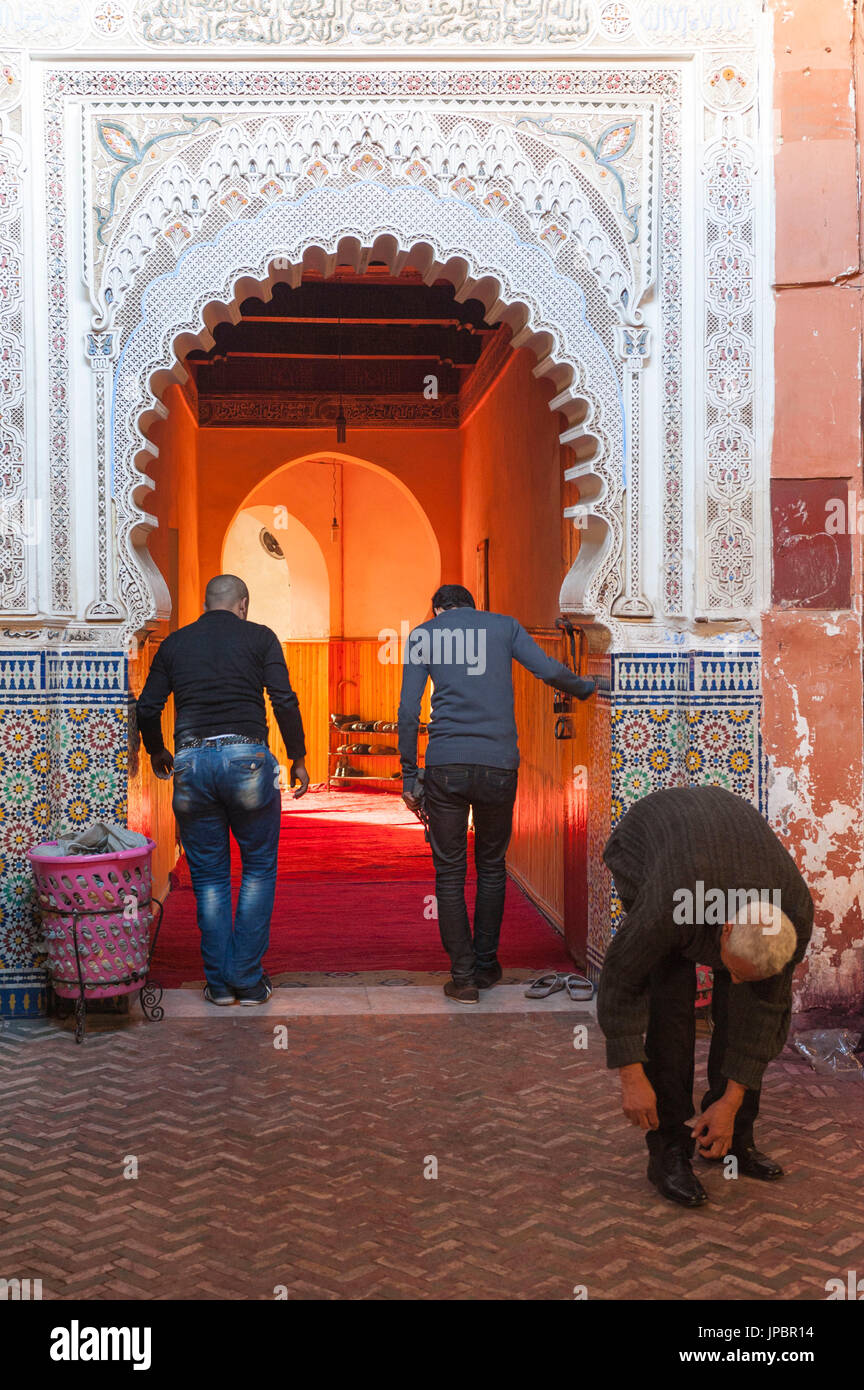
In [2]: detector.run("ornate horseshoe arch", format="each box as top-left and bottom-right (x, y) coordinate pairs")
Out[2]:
(80, 104), (661, 642)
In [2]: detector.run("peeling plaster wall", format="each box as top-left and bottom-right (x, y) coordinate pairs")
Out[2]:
(763, 613), (864, 1007)
(766, 1), (864, 1009)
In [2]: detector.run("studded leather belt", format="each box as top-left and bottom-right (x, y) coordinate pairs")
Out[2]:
(175, 734), (263, 752)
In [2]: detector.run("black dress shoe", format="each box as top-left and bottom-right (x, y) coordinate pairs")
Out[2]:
(475, 961), (503, 989)
(730, 1144), (784, 1181)
(444, 979), (479, 1004)
(647, 1147), (709, 1207)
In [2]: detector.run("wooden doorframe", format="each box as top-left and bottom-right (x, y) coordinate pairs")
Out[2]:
(559, 617), (590, 968)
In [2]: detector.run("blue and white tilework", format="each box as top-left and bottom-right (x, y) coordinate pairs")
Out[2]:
(0, 649), (128, 1014)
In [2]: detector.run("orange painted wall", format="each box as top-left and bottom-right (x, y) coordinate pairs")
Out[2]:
(460, 347), (567, 627)
(147, 383), (201, 630)
(459, 348), (571, 930)
(766, 1), (864, 1008)
(196, 426), (462, 609)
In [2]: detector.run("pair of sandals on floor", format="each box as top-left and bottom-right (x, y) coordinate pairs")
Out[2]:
(525, 971), (594, 1001)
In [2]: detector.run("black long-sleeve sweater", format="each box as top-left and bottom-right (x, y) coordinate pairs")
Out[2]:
(136, 609), (306, 759)
(596, 785), (813, 1090)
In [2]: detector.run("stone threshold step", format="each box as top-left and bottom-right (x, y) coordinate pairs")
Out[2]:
(160, 983), (597, 1019)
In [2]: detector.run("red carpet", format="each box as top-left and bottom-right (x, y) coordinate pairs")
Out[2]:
(151, 788), (574, 985)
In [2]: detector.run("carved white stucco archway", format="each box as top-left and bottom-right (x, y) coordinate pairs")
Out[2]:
(109, 196), (628, 639)
(77, 101), (666, 643)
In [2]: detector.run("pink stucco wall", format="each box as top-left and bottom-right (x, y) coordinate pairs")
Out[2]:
(765, 1), (864, 1008)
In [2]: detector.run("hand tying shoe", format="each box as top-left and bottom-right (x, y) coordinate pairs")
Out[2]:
(702, 1143), (783, 1181)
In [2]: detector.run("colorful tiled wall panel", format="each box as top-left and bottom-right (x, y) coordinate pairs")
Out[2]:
(587, 649), (766, 976)
(585, 653), (612, 981)
(0, 968), (48, 1019)
(0, 650), (128, 1015)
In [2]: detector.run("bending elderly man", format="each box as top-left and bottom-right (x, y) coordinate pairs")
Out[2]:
(597, 785), (813, 1208)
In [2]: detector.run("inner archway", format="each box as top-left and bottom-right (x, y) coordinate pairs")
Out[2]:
(222, 452), (442, 642)
(222, 451), (442, 788)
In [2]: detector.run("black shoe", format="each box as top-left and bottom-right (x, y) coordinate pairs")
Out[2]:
(647, 1147), (709, 1207)
(203, 985), (236, 1006)
(235, 973), (273, 1006)
(444, 979), (479, 1004)
(730, 1144), (784, 1181)
(475, 961), (503, 989)
(699, 1139), (784, 1181)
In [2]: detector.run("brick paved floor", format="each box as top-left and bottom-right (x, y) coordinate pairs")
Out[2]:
(1, 1011), (863, 1300)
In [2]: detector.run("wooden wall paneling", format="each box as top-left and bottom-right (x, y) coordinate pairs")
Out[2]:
(509, 632), (569, 937)
(328, 638), (430, 782)
(268, 640), (329, 785)
(562, 642), (591, 968)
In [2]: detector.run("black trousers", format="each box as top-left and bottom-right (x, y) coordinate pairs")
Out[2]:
(643, 952), (761, 1156)
(424, 763), (518, 984)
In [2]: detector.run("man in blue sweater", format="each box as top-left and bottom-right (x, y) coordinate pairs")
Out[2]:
(398, 585), (596, 1002)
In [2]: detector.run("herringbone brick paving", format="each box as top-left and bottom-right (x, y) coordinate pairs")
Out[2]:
(1, 1013), (862, 1300)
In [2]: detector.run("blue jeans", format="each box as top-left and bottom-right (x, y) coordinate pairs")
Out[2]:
(172, 741), (281, 992)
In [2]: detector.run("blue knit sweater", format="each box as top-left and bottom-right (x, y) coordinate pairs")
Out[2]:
(397, 608), (591, 781)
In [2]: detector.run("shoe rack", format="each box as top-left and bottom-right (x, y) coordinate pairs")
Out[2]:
(328, 713), (428, 788)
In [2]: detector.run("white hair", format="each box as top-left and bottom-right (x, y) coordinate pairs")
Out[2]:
(726, 900), (797, 979)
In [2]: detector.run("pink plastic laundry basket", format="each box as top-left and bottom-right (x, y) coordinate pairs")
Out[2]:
(28, 839), (159, 1010)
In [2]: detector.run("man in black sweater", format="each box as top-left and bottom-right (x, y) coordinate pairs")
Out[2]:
(597, 785), (813, 1207)
(136, 574), (308, 1006)
(398, 584), (596, 1003)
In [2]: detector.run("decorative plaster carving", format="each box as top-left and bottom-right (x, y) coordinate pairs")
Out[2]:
(92, 2), (129, 39)
(130, 0), (595, 49)
(92, 114), (221, 247)
(67, 76), (676, 640)
(30, 52), (763, 646)
(0, 0), (762, 53)
(610, 323), (652, 618)
(111, 210), (620, 632)
(84, 332), (126, 621)
(91, 107), (648, 327)
(697, 43), (759, 616)
(197, 392), (461, 428)
(0, 111), (30, 615)
(0, 51), (22, 109)
(121, 0), (758, 54)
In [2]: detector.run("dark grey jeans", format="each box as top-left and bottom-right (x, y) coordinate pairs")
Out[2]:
(424, 763), (518, 984)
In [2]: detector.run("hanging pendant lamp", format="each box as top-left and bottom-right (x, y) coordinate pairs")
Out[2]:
(330, 460), (340, 543)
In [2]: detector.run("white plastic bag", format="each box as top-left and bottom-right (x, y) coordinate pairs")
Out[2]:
(791, 1028), (864, 1078)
